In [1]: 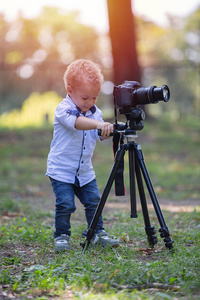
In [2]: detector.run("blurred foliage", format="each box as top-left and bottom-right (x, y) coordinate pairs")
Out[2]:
(0, 6), (199, 122)
(0, 91), (61, 127)
(0, 7), (102, 114)
(136, 8), (200, 118)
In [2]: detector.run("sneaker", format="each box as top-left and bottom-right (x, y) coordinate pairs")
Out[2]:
(91, 230), (120, 248)
(54, 234), (70, 253)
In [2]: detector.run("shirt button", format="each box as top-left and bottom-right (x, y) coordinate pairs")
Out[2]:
(81, 161), (83, 163)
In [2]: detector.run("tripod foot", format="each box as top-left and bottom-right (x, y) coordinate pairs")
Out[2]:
(80, 228), (95, 253)
(164, 237), (174, 250)
(145, 225), (157, 247)
(147, 235), (158, 247)
(80, 241), (88, 253)
(159, 227), (174, 250)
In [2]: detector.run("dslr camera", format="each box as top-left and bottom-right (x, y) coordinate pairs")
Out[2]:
(114, 81), (170, 113)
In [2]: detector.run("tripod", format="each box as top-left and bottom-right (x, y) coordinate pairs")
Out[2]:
(81, 113), (174, 252)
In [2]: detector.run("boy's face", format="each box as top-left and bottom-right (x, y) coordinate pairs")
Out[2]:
(67, 79), (101, 113)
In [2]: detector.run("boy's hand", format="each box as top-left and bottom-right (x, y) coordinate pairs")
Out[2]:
(97, 122), (114, 137)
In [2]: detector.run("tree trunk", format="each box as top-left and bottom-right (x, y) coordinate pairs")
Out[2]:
(107, 0), (141, 85)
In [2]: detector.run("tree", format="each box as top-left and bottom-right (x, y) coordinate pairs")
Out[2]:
(107, 0), (141, 85)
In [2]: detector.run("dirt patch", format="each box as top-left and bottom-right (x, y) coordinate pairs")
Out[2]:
(104, 197), (200, 213)
(26, 185), (200, 215)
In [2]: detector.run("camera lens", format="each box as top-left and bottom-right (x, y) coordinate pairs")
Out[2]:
(153, 85), (170, 103)
(162, 85), (170, 102)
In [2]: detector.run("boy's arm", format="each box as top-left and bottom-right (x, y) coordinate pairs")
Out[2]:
(75, 116), (113, 137)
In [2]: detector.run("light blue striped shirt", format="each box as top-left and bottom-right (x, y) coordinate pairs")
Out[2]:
(46, 94), (103, 186)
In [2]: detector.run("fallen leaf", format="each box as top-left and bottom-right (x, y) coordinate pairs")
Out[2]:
(109, 269), (120, 279)
(93, 283), (106, 288)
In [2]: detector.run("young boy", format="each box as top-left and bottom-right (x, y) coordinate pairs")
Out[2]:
(46, 59), (119, 252)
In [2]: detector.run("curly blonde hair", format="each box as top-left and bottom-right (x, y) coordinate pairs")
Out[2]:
(63, 59), (104, 90)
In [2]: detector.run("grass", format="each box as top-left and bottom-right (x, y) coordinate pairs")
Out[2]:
(0, 117), (200, 299)
(0, 210), (200, 299)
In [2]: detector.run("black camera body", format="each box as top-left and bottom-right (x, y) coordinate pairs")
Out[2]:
(114, 81), (170, 112)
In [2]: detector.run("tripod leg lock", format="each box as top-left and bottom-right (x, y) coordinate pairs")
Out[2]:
(159, 226), (170, 238)
(145, 225), (156, 236)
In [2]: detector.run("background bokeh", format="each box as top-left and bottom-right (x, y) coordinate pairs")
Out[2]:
(0, 0), (199, 127)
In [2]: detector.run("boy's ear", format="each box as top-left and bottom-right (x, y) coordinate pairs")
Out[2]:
(67, 85), (72, 95)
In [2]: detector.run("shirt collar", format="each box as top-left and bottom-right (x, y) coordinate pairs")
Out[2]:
(66, 94), (96, 116)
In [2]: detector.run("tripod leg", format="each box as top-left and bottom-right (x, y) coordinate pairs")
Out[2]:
(134, 143), (174, 250)
(135, 157), (157, 247)
(81, 146), (126, 252)
(128, 148), (137, 218)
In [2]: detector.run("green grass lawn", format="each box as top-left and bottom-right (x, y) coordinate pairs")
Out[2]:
(0, 117), (199, 299)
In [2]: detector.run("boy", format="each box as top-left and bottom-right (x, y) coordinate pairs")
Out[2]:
(46, 59), (119, 252)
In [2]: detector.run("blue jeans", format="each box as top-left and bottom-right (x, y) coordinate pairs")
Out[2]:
(49, 177), (104, 238)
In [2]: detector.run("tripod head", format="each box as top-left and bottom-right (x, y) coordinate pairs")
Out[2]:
(98, 107), (145, 139)
(120, 107), (145, 131)
(111, 107), (145, 139)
